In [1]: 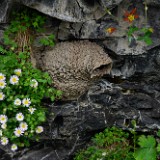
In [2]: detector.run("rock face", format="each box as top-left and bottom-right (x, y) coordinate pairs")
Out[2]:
(1, 0), (160, 55)
(0, 0), (123, 23)
(2, 46), (160, 160)
(1, 0), (160, 160)
(37, 41), (112, 100)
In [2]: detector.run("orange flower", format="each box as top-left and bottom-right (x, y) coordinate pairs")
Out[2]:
(124, 8), (139, 23)
(106, 27), (116, 34)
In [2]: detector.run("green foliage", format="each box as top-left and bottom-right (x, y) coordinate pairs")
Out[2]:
(74, 125), (160, 160)
(3, 9), (55, 49)
(134, 135), (157, 160)
(39, 34), (55, 46)
(0, 47), (61, 150)
(137, 28), (153, 45)
(0, 9), (61, 151)
(74, 127), (134, 160)
(127, 26), (153, 46)
(127, 26), (139, 43)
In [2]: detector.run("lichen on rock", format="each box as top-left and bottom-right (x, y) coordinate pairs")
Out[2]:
(39, 41), (112, 100)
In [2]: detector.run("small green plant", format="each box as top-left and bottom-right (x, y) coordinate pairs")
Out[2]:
(134, 135), (157, 160)
(3, 9), (55, 50)
(74, 127), (134, 160)
(0, 9), (61, 151)
(0, 46), (61, 151)
(74, 124), (160, 160)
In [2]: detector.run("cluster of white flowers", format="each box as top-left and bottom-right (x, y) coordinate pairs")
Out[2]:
(14, 97), (32, 108)
(14, 114), (28, 137)
(0, 69), (44, 151)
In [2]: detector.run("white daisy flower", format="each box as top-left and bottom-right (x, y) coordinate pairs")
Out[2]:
(16, 113), (24, 121)
(1, 137), (8, 145)
(1, 123), (7, 129)
(19, 122), (28, 131)
(0, 130), (2, 136)
(30, 79), (38, 88)
(14, 98), (21, 106)
(0, 92), (5, 101)
(0, 81), (6, 89)
(10, 75), (19, 85)
(11, 144), (18, 151)
(14, 127), (24, 137)
(0, 115), (8, 124)
(0, 73), (5, 81)
(35, 126), (44, 134)
(22, 98), (31, 107)
(14, 69), (22, 76)
(28, 107), (36, 114)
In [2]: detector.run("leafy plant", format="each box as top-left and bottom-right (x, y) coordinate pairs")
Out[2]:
(39, 34), (55, 46)
(0, 9), (61, 151)
(74, 127), (134, 160)
(3, 9), (55, 50)
(0, 46), (62, 150)
(134, 135), (157, 160)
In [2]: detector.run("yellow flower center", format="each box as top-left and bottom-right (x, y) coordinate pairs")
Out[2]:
(0, 82), (4, 86)
(1, 117), (5, 121)
(107, 28), (112, 33)
(0, 95), (2, 98)
(0, 76), (4, 80)
(21, 124), (25, 128)
(17, 130), (21, 134)
(15, 72), (21, 76)
(12, 78), (17, 83)
(38, 129), (41, 132)
(24, 100), (29, 104)
(128, 14), (135, 22)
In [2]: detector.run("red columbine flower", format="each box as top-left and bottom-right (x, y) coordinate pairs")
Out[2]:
(124, 8), (139, 23)
(106, 27), (116, 34)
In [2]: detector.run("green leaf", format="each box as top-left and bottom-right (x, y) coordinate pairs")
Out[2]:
(134, 135), (157, 160)
(138, 135), (156, 148)
(33, 21), (38, 28)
